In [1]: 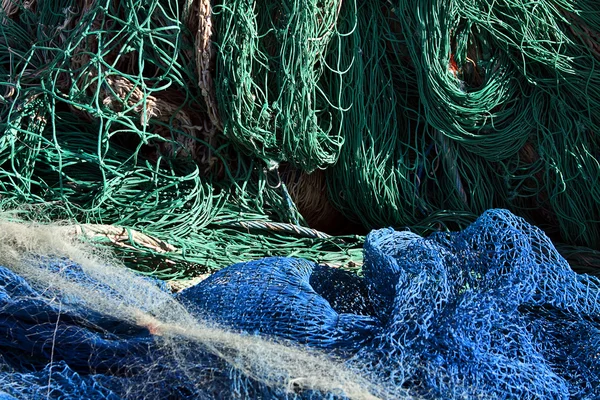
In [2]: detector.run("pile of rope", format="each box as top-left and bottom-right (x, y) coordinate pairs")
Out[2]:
(1, 0), (600, 279)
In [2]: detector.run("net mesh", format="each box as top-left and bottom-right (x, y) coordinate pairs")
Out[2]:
(0, 221), (383, 399)
(1, 0), (600, 278)
(0, 0), (599, 395)
(7, 210), (576, 399)
(1, 210), (589, 398)
(180, 209), (600, 398)
(0, 0), (364, 279)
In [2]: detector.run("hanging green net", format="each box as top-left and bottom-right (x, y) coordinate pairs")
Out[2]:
(214, 0), (347, 171)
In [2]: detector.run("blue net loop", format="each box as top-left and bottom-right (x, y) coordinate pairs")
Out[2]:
(178, 257), (381, 353)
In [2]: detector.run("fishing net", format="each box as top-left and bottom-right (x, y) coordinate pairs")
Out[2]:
(324, 0), (600, 259)
(213, 0), (347, 171)
(0, 0), (364, 279)
(0, 219), (384, 399)
(1, 0), (600, 278)
(1, 210), (598, 398)
(1, 0), (599, 396)
(180, 209), (600, 398)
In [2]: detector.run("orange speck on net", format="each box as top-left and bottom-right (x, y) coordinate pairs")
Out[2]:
(449, 53), (459, 76)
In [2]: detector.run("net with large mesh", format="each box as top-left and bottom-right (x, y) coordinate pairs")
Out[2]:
(2, 0), (600, 279)
(0, 209), (598, 399)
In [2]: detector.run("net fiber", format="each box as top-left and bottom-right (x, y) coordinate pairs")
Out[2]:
(324, 0), (600, 256)
(2, 0), (600, 277)
(1, 210), (598, 399)
(0, 220), (382, 400)
(0, 0), (363, 279)
(181, 209), (600, 398)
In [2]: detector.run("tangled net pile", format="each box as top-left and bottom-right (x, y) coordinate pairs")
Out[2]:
(1, 0), (600, 396)
(1, 0), (600, 278)
(0, 219), (381, 399)
(0, 0), (364, 279)
(325, 0), (600, 258)
(0, 209), (598, 399)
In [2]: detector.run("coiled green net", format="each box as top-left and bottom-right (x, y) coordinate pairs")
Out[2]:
(1, 0), (600, 278)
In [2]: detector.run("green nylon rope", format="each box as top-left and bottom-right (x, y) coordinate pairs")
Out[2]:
(214, 0), (348, 171)
(326, 0), (600, 251)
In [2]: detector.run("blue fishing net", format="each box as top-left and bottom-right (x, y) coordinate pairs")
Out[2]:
(0, 209), (599, 398)
(0, 256), (353, 399)
(180, 209), (600, 398)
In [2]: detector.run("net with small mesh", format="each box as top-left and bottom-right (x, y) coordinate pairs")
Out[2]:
(180, 209), (600, 398)
(0, 210), (598, 399)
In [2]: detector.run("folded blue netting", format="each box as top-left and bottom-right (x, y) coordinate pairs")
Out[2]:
(1, 209), (599, 399)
